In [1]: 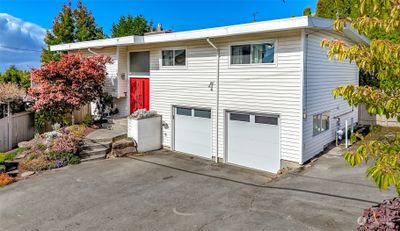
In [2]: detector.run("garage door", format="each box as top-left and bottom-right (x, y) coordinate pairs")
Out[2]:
(227, 112), (280, 173)
(174, 107), (212, 159)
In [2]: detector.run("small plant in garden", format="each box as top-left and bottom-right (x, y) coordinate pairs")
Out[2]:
(0, 148), (26, 164)
(64, 125), (86, 140)
(19, 156), (55, 172)
(0, 153), (5, 164)
(129, 109), (158, 120)
(51, 134), (77, 154)
(0, 173), (14, 187)
(36, 143), (46, 151)
(82, 114), (94, 126)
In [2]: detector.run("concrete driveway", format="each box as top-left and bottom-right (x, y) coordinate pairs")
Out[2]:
(0, 148), (396, 231)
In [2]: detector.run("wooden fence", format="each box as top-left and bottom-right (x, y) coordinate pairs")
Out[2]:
(0, 112), (35, 152)
(358, 105), (400, 127)
(72, 104), (91, 124)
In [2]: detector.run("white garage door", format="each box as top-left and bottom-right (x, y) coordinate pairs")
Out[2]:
(227, 112), (280, 173)
(174, 107), (212, 159)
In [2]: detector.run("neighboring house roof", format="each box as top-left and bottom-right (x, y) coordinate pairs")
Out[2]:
(50, 16), (369, 52)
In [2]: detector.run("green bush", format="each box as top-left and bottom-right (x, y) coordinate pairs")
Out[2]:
(82, 114), (94, 126)
(46, 151), (80, 165)
(0, 153), (5, 164)
(36, 143), (46, 151)
(6, 147), (26, 160)
(0, 165), (5, 172)
(68, 155), (80, 165)
(0, 148), (26, 164)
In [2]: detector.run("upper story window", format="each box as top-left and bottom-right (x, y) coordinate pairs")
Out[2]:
(230, 42), (275, 65)
(313, 112), (330, 136)
(129, 51), (150, 76)
(162, 49), (186, 66)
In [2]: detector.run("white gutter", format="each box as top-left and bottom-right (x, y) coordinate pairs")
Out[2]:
(51, 17), (368, 52)
(206, 38), (220, 164)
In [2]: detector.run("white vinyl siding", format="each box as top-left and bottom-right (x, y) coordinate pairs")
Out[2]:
(302, 30), (359, 163)
(219, 31), (302, 163)
(149, 45), (217, 153)
(146, 31), (303, 163)
(118, 46), (129, 99)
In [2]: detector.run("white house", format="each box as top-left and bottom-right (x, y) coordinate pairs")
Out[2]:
(51, 16), (367, 173)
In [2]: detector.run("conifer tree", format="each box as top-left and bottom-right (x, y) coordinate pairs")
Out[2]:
(41, 1), (75, 63)
(74, 0), (105, 41)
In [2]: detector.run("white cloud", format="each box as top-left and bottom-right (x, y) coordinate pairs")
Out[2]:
(0, 13), (46, 72)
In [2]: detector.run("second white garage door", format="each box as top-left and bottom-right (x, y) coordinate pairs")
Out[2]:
(174, 107), (212, 159)
(227, 112), (280, 173)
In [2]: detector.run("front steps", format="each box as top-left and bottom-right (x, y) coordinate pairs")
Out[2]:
(80, 118), (128, 162)
(79, 140), (111, 162)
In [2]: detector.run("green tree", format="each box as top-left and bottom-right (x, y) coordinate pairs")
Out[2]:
(41, 0), (106, 64)
(0, 66), (30, 89)
(73, 0), (105, 41)
(41, 1), (75, 63)
(111, 15), (152, 37)
(303, 7), (312, 16)
(316, 0), (358, 19)
(321, 0), (400, 194)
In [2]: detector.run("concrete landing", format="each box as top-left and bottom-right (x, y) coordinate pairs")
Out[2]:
(85, 127), (127, 143)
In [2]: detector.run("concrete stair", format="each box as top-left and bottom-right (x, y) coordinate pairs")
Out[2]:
(79, 140), (111, 162)
(79, 119), (128, 162)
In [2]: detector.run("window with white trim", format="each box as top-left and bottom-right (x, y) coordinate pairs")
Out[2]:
(313, 112), (330, 136)
(230, 42), (275, 65)
(162, 49), (186, 66)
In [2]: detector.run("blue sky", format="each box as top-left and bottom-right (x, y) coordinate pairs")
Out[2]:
(0, 0), (318, 71)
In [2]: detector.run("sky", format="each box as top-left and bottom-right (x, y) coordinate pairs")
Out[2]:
(0, 0), (318, 72)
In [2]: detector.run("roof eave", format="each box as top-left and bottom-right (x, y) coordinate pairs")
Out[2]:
(49, 16), (369, 52)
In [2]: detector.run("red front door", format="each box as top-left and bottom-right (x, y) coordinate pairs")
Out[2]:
(130, 78), (150, 113)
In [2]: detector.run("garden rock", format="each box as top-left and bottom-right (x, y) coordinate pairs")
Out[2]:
(7, 169), (19, 177)
(18, 141), (30, 148)
(15, 150), (29, 160)
(110, 138), (137, 157)
(21, 171), (35, 178)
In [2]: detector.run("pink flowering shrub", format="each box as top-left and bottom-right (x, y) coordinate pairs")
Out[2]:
(52, 134), (77, 154)
(29, 53), (111, 123)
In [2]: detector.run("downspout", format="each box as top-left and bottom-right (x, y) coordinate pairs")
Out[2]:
(206, 38), (220, 163)
(88, 48), (98, 55)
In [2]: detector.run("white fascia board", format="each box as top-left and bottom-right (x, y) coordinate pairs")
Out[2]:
(50, 36), (144, 51)
(50, 16), (368, 51)
(143, 17), (310, 44)
(309, 17), (369, 45)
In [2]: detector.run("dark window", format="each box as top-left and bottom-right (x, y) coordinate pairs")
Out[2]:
(174, 50), (186, 66)
(313, 112), (330, 136)
(231, 43), (275, 65)
(255, 116), (278, 125)
(230, 113), (250, 122)
(252, 43), (274, 64)
(162, 50), (174, 66)
(129, 51), (150, 75)
(162, 49), (186, 66)
(194, 109), (211, 118)
(176, 107), (192, 116)
(231, 45), (251, 64)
